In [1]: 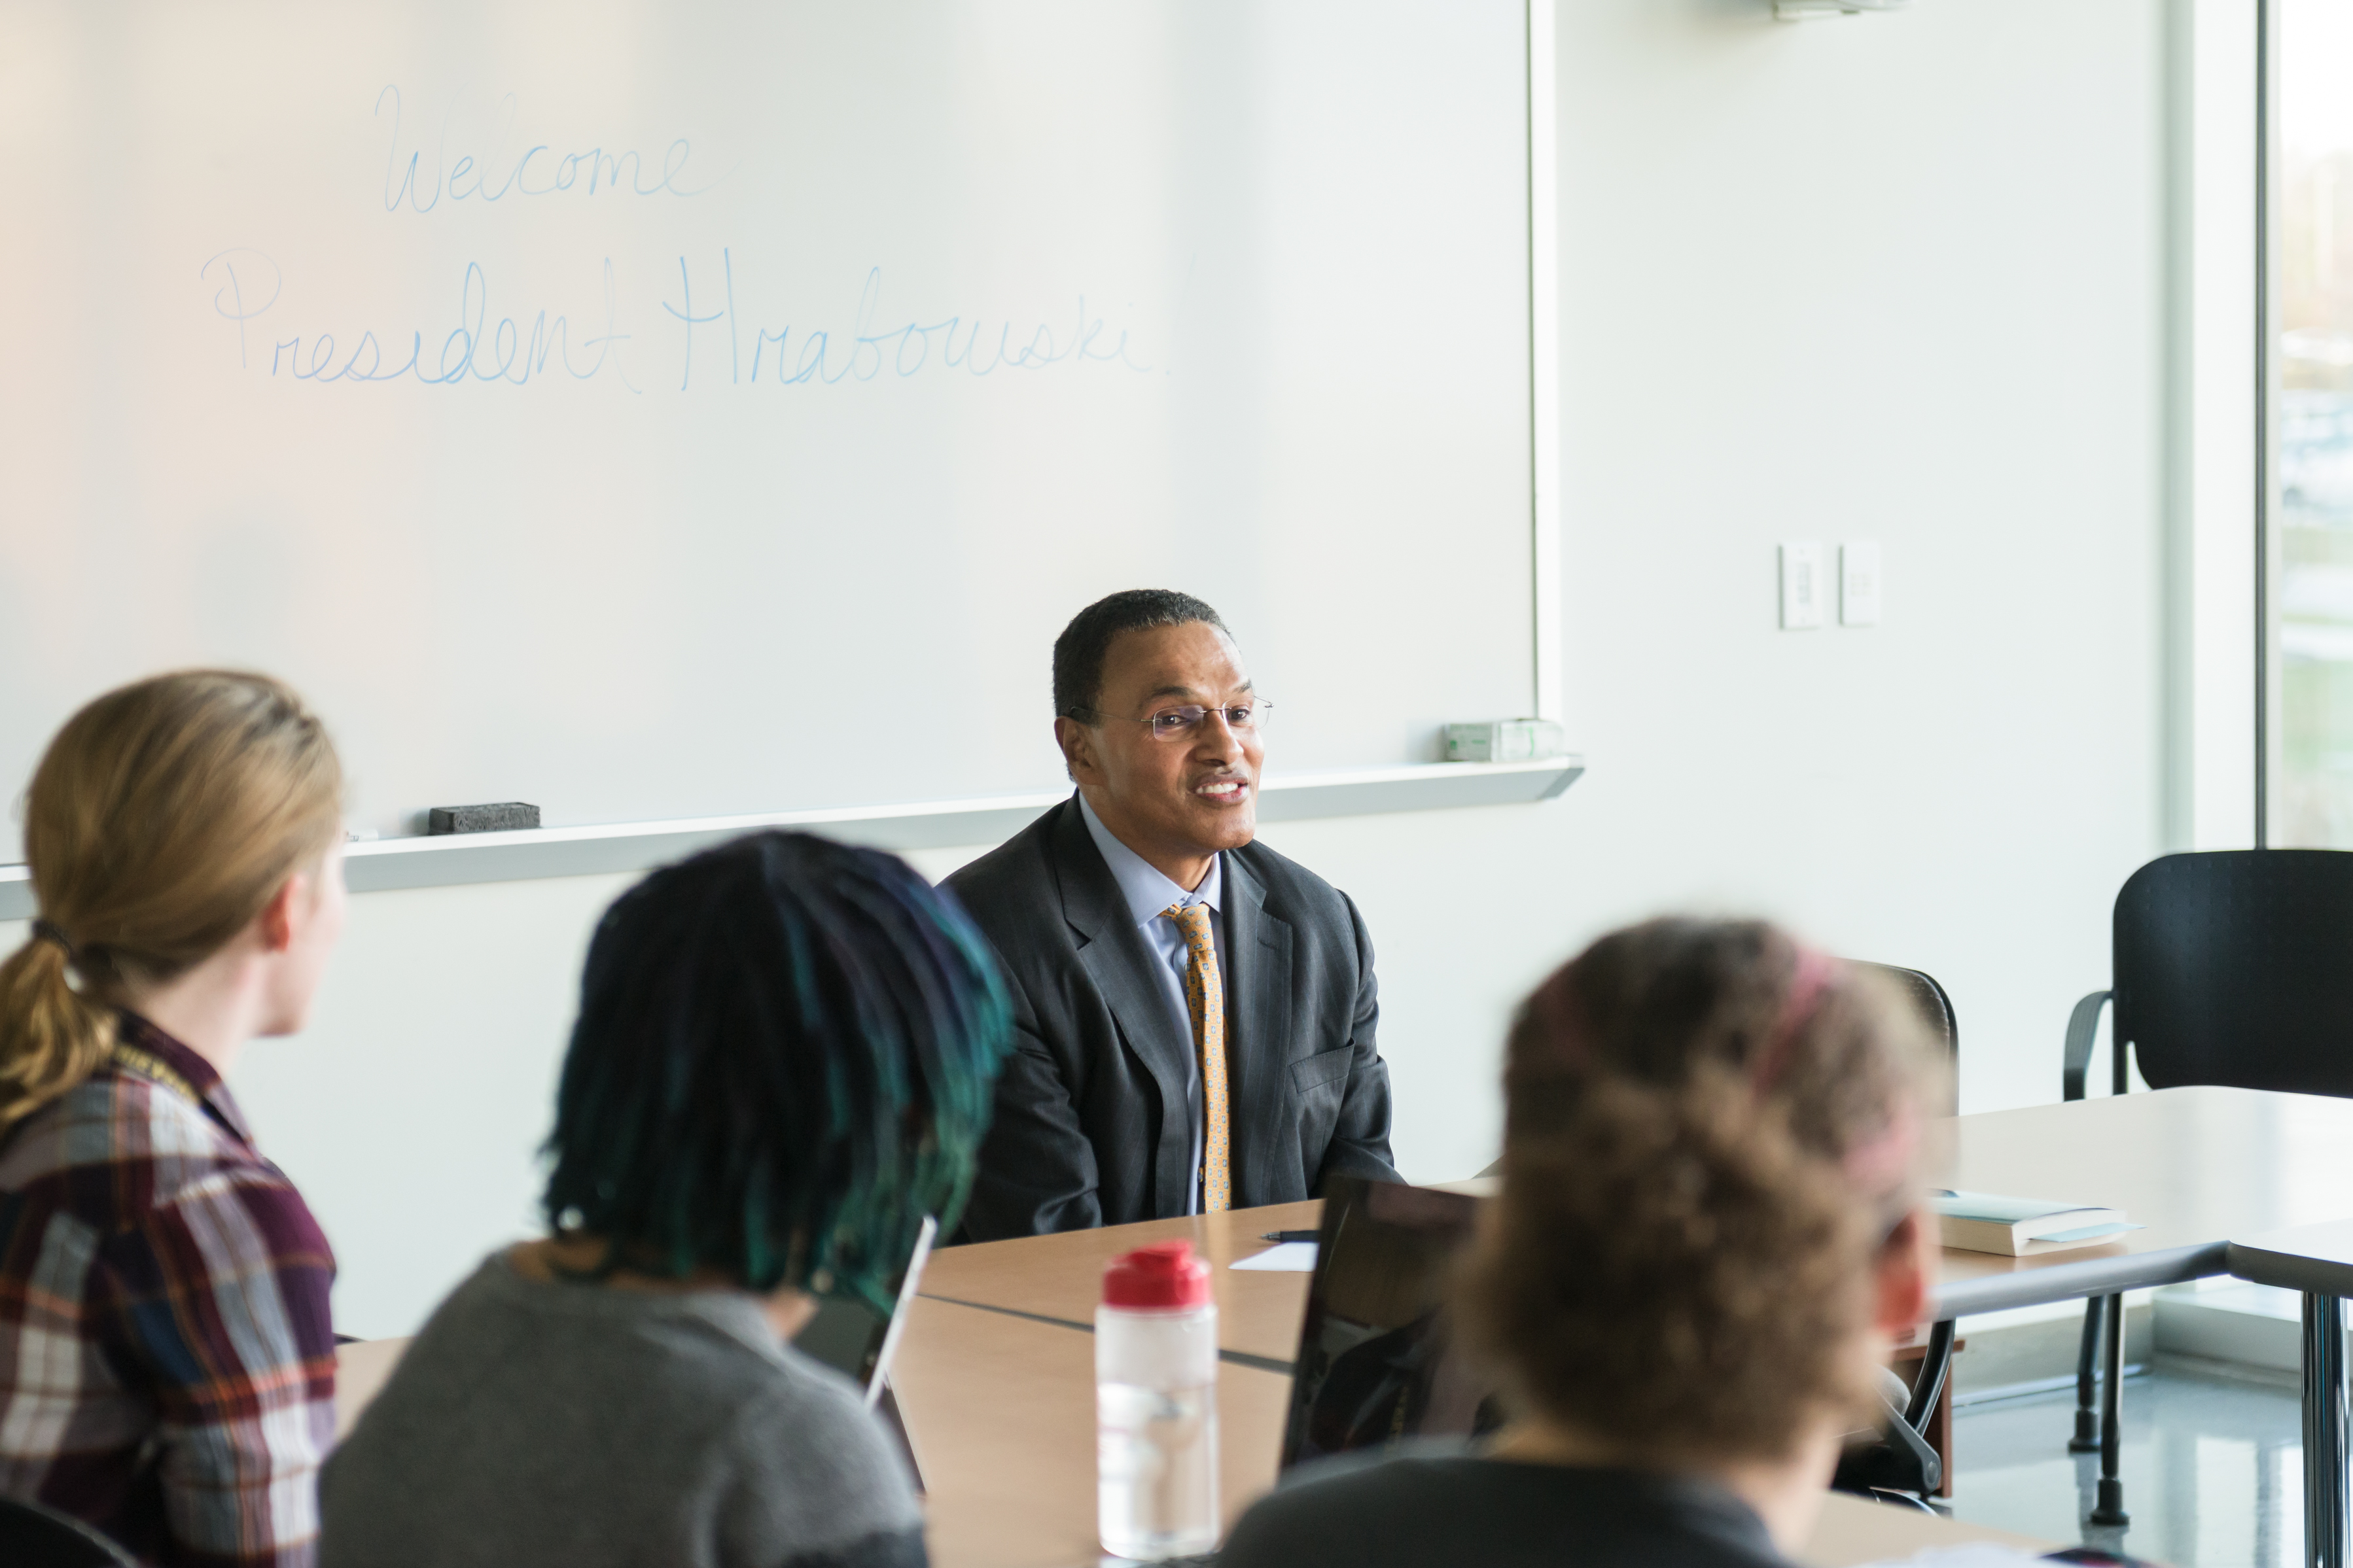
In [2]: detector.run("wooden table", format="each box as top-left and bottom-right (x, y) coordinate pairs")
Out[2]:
(919, 1089), (2353, 1539)
(333, 1336), (410, 1440)
(889, 1297), (1290, 1568)
(923, 1200), (1322, 1367)
(359, 1089), (2353, 1565)
(928, 1092), (2353, 1351)
(336, 1306), (2049, 1568)
(1798, 1497), (2045, 1567)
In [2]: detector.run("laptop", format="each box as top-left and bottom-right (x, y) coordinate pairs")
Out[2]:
(1280, 1177), (1500, 1470)
(792, 1215), (938, 1402)
(791, 1214), (938, 1487)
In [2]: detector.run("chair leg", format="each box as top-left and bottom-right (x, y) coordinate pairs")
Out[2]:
(2303, 1293), (2348, 1568)
(2070, 1295), (2107, 1453)
(2089, 1291), (2129, 1526)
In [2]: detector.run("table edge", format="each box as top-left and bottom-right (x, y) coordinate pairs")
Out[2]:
(917, 1291), (1300, 1373)
(1934, 1242), (2225, 1317)
(2226, 1239), (2353, 1297)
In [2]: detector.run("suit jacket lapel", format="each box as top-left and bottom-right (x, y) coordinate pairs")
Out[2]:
(1222, 850), (1294, 1209)
(1051, 799), (1198, 1204)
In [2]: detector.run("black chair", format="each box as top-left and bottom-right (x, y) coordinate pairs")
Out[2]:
(1830, 962), (1960, 1507)
(2059, 848), (2353, 1529)
(1867, 962), (1960, 1102)
(0, 1495), (137, 1568)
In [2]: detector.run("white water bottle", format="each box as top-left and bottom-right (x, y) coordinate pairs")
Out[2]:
(1097, 1240), (1220, 1559)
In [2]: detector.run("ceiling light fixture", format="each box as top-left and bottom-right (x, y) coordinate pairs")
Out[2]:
(1773, 0), (1914, 18)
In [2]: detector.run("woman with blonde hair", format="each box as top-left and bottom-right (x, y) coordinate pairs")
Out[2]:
(0, 672), (349, 1568)
(1222, 917), (1944, 1568)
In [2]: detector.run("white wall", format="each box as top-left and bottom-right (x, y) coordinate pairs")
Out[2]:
(1, 0), (2178, 1340)
(1532, 0), (2168, 1107)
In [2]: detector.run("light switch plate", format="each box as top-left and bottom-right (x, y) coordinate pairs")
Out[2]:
(1841, 541), (1882, 627)
(1779, 542), (1826, 629)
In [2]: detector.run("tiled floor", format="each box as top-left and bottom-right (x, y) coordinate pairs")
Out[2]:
(1948, 1364), (2302, 1568)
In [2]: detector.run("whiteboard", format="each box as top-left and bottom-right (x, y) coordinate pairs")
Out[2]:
(0, 1), (1535, 851)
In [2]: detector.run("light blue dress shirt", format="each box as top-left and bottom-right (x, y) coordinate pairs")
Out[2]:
(1078, 793), (1224, 1215)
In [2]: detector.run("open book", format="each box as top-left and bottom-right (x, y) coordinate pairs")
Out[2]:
(1933, 1191), (2137, 1257)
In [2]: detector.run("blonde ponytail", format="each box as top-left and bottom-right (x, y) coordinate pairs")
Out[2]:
(0, 671), (343, 1129)
(0, 933), (117, 1130)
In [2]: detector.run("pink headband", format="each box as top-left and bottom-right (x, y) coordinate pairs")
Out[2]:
(1532, 942), (1915, 1189)
(1748, 945), (1923, 1193)
(1748, 945), (1836, 1093)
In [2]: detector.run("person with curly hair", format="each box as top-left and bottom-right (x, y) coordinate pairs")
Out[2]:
(1221, 917), (1945, 1568)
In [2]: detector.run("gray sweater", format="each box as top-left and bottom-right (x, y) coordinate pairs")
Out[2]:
(321, 1252), (926, 1568)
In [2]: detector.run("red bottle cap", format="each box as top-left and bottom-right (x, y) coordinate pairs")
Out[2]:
(1102, 1240), (1212, 1310)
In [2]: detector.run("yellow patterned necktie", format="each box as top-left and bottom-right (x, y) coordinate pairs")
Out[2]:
(1164, 901), (1231, 1213)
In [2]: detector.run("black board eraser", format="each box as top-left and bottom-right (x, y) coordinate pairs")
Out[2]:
(427, 802), (542, 835)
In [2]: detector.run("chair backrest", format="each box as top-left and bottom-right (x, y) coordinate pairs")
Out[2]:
(1858, 962), (1957, 1063)
(2114, 849), (2353, 1096)
(1857, 962), (1958, 1115)
(0, 1494), (138, 1568)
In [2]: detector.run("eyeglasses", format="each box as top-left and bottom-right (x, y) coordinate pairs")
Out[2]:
(1070, 699), (1275, 742)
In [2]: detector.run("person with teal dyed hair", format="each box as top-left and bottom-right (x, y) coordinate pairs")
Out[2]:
(320, 831), (1015, 1568)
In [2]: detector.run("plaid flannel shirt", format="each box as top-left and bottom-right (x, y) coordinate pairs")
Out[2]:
(0, 1015), (336, 1567)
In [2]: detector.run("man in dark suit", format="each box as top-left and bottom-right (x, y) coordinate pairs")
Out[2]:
(947, 589), (1400, 1239)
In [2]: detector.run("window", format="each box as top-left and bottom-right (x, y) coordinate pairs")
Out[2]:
(2278, 0), (2353, 843)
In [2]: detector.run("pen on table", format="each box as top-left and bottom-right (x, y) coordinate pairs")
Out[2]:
(1260, 1230), (1319, 1244)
